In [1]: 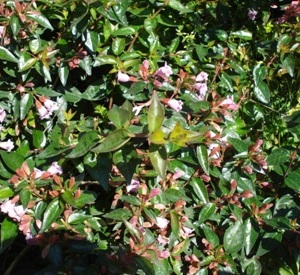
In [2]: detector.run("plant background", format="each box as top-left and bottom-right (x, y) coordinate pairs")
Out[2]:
(0, 0), (300, 274)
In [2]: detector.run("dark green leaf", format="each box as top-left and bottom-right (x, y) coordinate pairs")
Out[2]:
(197, 145), (210, 175)
(61, 190), (77, 208)
(20, 93), (33, 120)
(243, 218), (259, 255)
(91, 129), (132, 153)
(32, 129), (46, 148)
(254, 82), (270, 104)
(231, 30), (252, 40)
(190, 178), (209, 204)
(170, 211), (180, 238)
(66, 131), (99, 158)
(108, 105), (131, 129)
(20, 189), (31, 209)
(40, 198), (63, 233)
(0, 46), (18, 63)
(148, 93), (165, 133)
(0, 152), (24, 172)
(267, 148), (290, 166)
(58, 64), (69, 86)
(149, 144), (167, 179)
(0, 186), (14, 199)
(253, 64), (267, 85)
(103, 208), (132, 220)
(112, 26), (137, 36)
(285, 169), (300, 191)
(198, 203), (216, 224)
(228, 137), (249, 153)
(112, 37), (126, 55)
(26, 12), (54, 30)
(224, 221), (244, 253)
(0, 218), (18, 254)
(76, 190), (97, 208)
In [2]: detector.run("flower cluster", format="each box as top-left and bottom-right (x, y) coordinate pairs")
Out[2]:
(35, 97), (59, 120)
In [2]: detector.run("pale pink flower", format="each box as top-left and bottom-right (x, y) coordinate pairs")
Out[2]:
(117, 71), (130, 82)
(154, 62), (173, 79)
(0, 200), (26, 222)
(180, 226), (194, 238)
(38, 99), (59, 120)
(158, 250), (170, 259)
(148, 188), (161, 199)
(33, 168), (45, 179)
(167, 99), (183, 112)
(157, 234), (170, 246)
(156, 217), (169, 229)
(126, 179), (140, 193)
(196, 72), (208, 82)
(173, 170), (185, 180)
(195, 83), (208, 100)
(44, 99), (59, 112)
(220, 96), (239, 110)
(142, 60), (150, 69)
(0, 139), (14, 152)
(248, 8), (258, 20)
(47, 162), (63, 175)
(0, 108), (6, 123)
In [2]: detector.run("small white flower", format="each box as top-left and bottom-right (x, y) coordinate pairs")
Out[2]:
(0, 139), (14, 152)
(156, 217), (169, 229)
(248, 8), (258, 21)
(47, 162), (63, 175)
(196, 72), (208, 82)
(126, 179), (140, 193)
(33, 168), (45, 179)
(117, 71), (130, 82)
(0, 108), (6, 123)
(44, 99), (59, 112)
(167, 99), (183, 112)
(154, 62), (173, 78)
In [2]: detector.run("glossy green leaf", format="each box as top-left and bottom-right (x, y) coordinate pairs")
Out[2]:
(198, 203), (216, 224)
(282, 53), (295, 77)
(148, 93), (165, 133)
(10, 16), (21, 37)
(61, 190), (77, 208)
(0, 218), (18, 254)
(58, 64), (69, 86)
(91, 129), (132, 153)
(20, 189), (31, 209)
(26, 12), (54, 30)
(254, 82), (270, 104)
(0, 46), (18, 63)
(0, 152), (24, 172)
(149, 144), (167, 179)
(190, 178), (208, 204)
(168, 0), (193, 13)
(253, 64), (267, 85)
(32, 129), (46, 148)
(83, 30), (99, 53)
(20, 93), (33, 120)
(243, 218), (260, 255)
(197, 145), (210, 175)
(108, 105), (131, 129)
(231, 30), (252, 40)
(120, 195), (141, 206)
(200, 224), (219, 248)
(228, 137), (248, 153)
(224, 221), (244, 253)
(285, 169), (300, 191)
(34, 201), (47, 220)
(18, 57), (37, 72)
(75, 190), (97, 208)
(267, 148), (290, 166)
(103, 208), (132, 221)
(66, 130), (99, 158)
(112, 37), (126, 55)
(113, 146), (138, 183)
(40, 198), (63, 233)
(0, 186), (14, 199)
(112, 26), (137, 36)
(95, 55), (118, 65)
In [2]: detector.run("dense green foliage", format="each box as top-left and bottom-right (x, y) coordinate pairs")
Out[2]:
(0, 0), (300, 274)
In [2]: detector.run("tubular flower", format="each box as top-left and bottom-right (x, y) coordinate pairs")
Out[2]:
(0, 139), (14, 152)
(117, 71), (131, 82)
(47, 162), (63, 175)
(167, 99), (183, 112)
(0, 108), (6, 123)
(154, 62), (173, 79)
(37, 98), (59, 120)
